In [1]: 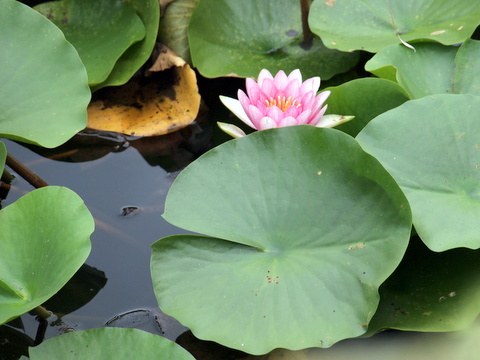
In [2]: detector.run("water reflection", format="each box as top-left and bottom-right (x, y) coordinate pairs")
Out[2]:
(0, 120), (213, 348)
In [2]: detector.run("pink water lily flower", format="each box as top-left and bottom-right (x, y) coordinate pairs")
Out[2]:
(219, 69), (353, 138)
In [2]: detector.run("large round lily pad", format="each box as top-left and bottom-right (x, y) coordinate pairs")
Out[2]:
(27, 327), (194, 360)
(309, 0), (480, 53)
(0, 0), (90, 148)
(187, 0), (359, 79)
(0, 186), (94, 325)
(357, 94), (480, 251)
(151, 126), (412, 354)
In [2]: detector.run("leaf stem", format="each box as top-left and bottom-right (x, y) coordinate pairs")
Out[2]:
(31, 305), (52, 320)
(300, 0), (313, 49)
(6, 153), (48, 188)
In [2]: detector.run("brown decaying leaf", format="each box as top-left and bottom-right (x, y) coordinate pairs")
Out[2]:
(148, 43), (185, 72)
(87, 63), (200, 137)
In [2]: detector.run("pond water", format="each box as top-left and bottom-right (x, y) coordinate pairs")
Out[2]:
(0, 77), (250, 358)
(2, 134), (193, 333)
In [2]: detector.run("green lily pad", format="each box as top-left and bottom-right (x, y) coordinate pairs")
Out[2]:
(366, 238), (480, 334)
(357, 94), (480, 251)
(0, 0), (90, 148)
(453, 39), (480, 96)
(187, 0), (359, 79)
(0, 186), (94, 325)
(35, 0), (146, 86)
(365, 40), (480, 99)
(365, 43), (458, 99)
(92, 0), (159, 90)
(325, 78), (410, 137)
(151, 126), (411, 354)
(309, 0), (480, 53)
(28, 327), (194, 360)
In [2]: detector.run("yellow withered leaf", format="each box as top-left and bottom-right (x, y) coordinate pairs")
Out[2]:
(87, 63), (200, 137)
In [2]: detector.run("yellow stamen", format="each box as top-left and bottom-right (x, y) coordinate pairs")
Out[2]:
(265, 96), (301, 112)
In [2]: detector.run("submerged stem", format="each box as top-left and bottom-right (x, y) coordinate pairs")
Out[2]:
(300, 0), (313, 49)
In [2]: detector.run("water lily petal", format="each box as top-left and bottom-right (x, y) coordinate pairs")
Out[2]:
(245, 78), (261, 102)
(316, 90), (331, 105)
(278, 116), (298, 127)
(255, 100), (269, 114)
(315, 114), (355, 128)
(287, 69), (302, 84)
(261, 78), (276, 98)
(266, 105), (285, 123)
(238, 90), (251, 109)
(296, 109), (312, 124)
(284, 79), (300, 100)
(259, 116), (276, 130)
(300, 91), (315, 111)
(299, 77), (321, 95)
(309, 90), (331, 118)
(310, 105), (329, 125)
(248, 104), (266, 129)
(219, 95), (255, 129)
(273, 70), (288, 90)
(284, 105), (301, 118)
(217, 122), (247, 138)
(257, 69), (273, 88)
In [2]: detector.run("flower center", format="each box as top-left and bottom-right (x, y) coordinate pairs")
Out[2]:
(265, 96), (300, 112)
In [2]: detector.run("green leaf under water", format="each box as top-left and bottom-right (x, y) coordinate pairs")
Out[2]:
(152, 126), (411, 354)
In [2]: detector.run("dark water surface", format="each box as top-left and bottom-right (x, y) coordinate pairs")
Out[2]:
(2, 134), (191, 334)
(0, 77), (254, 359)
